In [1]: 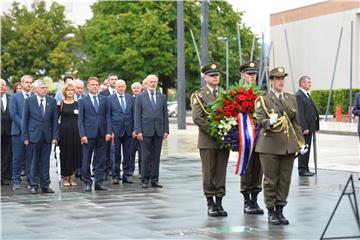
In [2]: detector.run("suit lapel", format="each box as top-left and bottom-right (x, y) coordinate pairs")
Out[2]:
(85, 95), (97, 114)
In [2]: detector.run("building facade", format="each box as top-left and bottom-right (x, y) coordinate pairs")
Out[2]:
(270, 0), (360, 92)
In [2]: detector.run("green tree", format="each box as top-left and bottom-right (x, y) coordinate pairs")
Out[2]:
(79, 0), (259, 96)
(1, 1), (79, 83)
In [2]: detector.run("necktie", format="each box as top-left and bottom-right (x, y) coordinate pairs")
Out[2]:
(77, 95), (80, 101)
(40, 98), (45, 118)
(279, 94), (284, 100)
(1, 98), (4, 112)
(150, 92), (156, 109)
(112, 90), (116, 95)
(120, 95), (126, 112)
(93, 96), (99, 113)
(213, 89), (218, 98)
(25, 93), (30, 98)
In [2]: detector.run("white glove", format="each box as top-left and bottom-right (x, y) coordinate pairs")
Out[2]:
(269, 115), (277, 125)
(299, 144), (309, 155)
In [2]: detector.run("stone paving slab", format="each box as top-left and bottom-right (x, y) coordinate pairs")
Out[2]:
(1, 156), (359, 240)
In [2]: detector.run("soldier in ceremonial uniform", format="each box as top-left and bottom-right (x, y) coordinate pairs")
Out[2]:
(238, 61), (264, 215)
(191, 63), (230, 217)
(255, 67), (308, 225)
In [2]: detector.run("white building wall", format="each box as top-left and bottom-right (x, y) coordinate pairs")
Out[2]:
(270, 9), (360, 93)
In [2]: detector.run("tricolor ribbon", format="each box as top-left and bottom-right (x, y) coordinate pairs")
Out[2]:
(235, 112), (256, 176)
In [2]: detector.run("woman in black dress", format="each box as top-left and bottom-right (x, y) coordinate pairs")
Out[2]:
(58, 83), (82, 187)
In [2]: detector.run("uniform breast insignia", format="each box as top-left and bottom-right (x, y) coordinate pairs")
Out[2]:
(256, 100), (261, 109)
(192, 96), (198, 105)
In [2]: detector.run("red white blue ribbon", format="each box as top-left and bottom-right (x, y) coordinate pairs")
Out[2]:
(235, 113), (256, 176)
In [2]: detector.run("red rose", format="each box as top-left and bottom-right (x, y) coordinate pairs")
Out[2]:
(229, 91), (235, 97)
(216, 108), (223, 114)
(214, 115), (220, 122)
(242, 101), (249, 108)
(237, 88), (244, 94)
(225, 112), (232, 118)
(223, 99), (231, 105)
(248, 101), (254, 107)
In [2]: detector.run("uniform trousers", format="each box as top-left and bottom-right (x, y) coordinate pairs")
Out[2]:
(199, 149), (229, 198)
(240, 151), (262, 193)
(260, 153), (295, 208)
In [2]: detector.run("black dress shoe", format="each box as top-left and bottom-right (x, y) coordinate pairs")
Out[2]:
(94, 184), (108, 191)
(84, 185), (92, 192)
(207, 197), (220, 217)
(41, 188), (55, 194)
(112, 179), (119, 184)
(123, 176), (134, 184)
(151, 182), (163, 188)
(215, 197), (228, 217)
(299, 171), (315, 177)
(30, 187), (38, 194)
(142, 182), (149, 188)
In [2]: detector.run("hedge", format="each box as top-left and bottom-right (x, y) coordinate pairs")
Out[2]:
(311, 89), (360, 114)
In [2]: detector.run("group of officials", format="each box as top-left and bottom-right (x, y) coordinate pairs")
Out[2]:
(1, 60), (322, 224)
(192, 61), (319, 225)
(0, 74), (169, 193)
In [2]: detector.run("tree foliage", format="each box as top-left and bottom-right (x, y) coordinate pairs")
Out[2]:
(78, 0), (259, 95)
(1, 1), (79, 83)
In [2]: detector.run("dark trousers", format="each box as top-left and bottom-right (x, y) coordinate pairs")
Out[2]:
(260, 153), (295, 208)
(241, 151), (263, 193)
(12, 135), (29, 184)
(28, 134), (51, 189)
(130, 138), (142, 175)
(82, 135), (106, 186)
(113, 133), (132, 179)
(298, 133), (312, 174)
(104, 141), (113, 174)
(140, 135), (163, 183)
(1, 134), (12, 182)
(199, 149), (229, 198)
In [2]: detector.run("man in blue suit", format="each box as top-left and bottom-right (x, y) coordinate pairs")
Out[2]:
(100, 73), (118, 179)
(9, 75), (33, 189)
(134, 75), (169, 188)
(78, 76), (112, 191)
(353, 92), (360, 140)
(22, 80), (59, 194)
(108, 80), (135, 184)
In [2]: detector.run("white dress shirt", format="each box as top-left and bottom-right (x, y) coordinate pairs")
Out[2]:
(1, 94), (7, 111)
(147, 90), (156, 104)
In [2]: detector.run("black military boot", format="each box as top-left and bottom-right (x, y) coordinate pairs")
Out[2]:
(215, 196), (228, 217)
(242, 193), (257, 214)
(267, 207), (281, 225)
(275, 205), (289, 225)
(251, 192), (264, 215)
(207, 197), (220, 217)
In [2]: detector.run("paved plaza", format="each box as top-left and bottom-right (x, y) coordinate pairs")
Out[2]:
(1, 123), (359, 239)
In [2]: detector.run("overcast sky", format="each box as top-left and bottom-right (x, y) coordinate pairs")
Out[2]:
(1, 0), (323, 42)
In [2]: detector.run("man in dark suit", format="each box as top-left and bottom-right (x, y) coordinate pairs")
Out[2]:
(1, 79), (13, 186)
(134, 74), (169, 188)
(130, 82), (143, 176)
(108, 80), (135, 184)
(22, 80), (59, 194)
(9, 75), (33, 189)
(78, 76), (112, 191)
(100, 73), (118, 179)
(352, 92), (360, 140)
(295, 76), (319, 177)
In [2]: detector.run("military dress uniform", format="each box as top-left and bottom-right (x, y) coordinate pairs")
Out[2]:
(255, 67), (305, 225)
(191, 63), (230, 217)
(238, 61), (264, 215)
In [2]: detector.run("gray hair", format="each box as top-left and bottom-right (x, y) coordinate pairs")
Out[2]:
(115, 79), (126, 86)
(298, 75), (310, 86)
(0, 79), (6, 85)
(131, 82), (142, 88)
(146, 74), (158, 82)
(73, 79), (84, 87)
(33, 79), (46, 88)
(21, 75), (33, 83)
